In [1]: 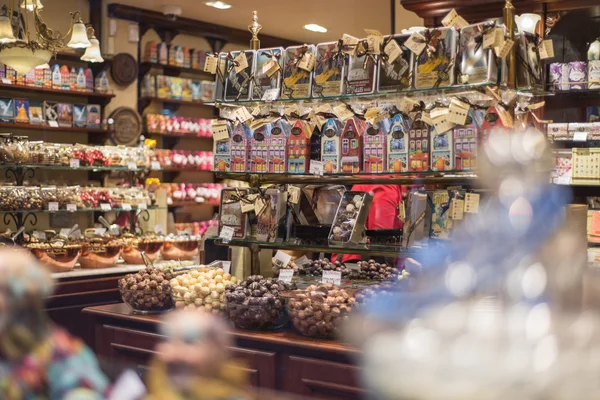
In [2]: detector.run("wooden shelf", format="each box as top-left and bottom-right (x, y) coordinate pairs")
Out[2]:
(144, 130), (212, 140)
(157, 167), (213, 172)
(0, 121), (109, 134)
(140, 97), (209, 107)
(139, 62), (214, 78)
(169, 200), (220, 208)
(0, 83), (115, 103)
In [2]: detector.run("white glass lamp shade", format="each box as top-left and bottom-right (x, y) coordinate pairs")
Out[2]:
(20, 0), (43, 11)
(80, 38), (103, 62)
(0, 15), (16, 44)
(67, 22), (91, 48)
(515, 14), (541, 35)
(0, 47), (52, 74)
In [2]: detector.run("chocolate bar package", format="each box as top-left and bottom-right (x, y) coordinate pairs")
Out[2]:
(253, 47), (283, 100)
(552, 149), (572, 183)
(549, 63), (568, 91)
(589, 61), (600, 89)
(144, 41), (158, 63)
(345, 49), (377, 94)
(73, 104), (87, 128)
(458, 22), (498, 85)
(87, 104), (101, 128)
(287, 120), (310, 174)
(229, 122), (253, 172)
(340, 118), (366, 173)
(378, 34), (413, 92)
(328, 191), (373, 246)
(44, 101), (58, 125)
(0, 98), (14, 123)
(28, 101), (43, 125)
(430, 190), (452, 240)
(170, 77), (183, 100)
(568, 61), (587, 90)
(282, 45), (315, 99)
(313, 42), (345, 97)
(415, 27), (457, 89)
(182, 78), (193, 101)
(219, 188), (253, 239)
(547, 123), (569, 141)
(256, 187), (287, 242)
(14, 99), (29, 124)
(363, 119), (391, 173)
(51, 64), (61, 89)
(57, 103), (73, 127)
(224, 50), (255, 101)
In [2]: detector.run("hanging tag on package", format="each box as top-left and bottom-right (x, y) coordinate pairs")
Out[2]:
(310, 160), (324, 176)
(262, 88), (279, 102)
(298, 51), (316, 72)
(204, 55), (218, 74)
(211, 120), (229, 141)
(365, 29), (384, 55)
(334, 104), (355, 121)
(364, 107), (381, 124)
(496, 105), (513, 128)
(288, 185), (301, 204)
(262, 58), (281, 77)
(254, 197), (266, 215)
(404, 32), (427, 56)
(384, 39), (402, 64)
(485, 86), (502, 102)
(442, 9), (468, 30)
(538, 40), (555, 60)
(421, 113), (433, 126)
(497, 39), (514, 59)
(433, 115), (454, 135)
(447, 98), (470, 126)
(273, 250), (292, 269)
(240, 199), (255, 213)
(322, 271), (342, 285)
(442, 9), (459, 26)
(399, 97), (420, 114)
(342, 34), (360, 55)
(219, 226), (235, 243)
(278, 269), (294, 283)
(464, 193), (480, 213)
(315, 103), (333, 115)
(284, 104), (299, 119)
(451, 199), (464, 220)
(233, 52), (248, 73)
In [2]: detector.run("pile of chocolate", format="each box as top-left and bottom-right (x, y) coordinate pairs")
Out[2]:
(295, 258), (351, 277)
(348, 260), (399, 281)
(119, 267), (174, 312)
(225, 275), (296, 330)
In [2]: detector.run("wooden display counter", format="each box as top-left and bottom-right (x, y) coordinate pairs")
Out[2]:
(83, 304), (366, 400)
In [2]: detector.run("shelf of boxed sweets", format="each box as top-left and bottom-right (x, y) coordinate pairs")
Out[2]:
(0, 206), (162, 214)
(139, 96), (213, 108)
(0, 83), (115, 102)
(139, 62), (214, 78)
(214, 171), (478, 185)
(0, 122), (109, 134)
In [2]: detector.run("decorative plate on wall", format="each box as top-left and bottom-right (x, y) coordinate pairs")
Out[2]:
(111, 52), (138, 86)
(109, 107), (142, 146)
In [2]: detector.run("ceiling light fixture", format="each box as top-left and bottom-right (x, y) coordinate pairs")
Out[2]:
(0, 1), (103, 74)
(304, 23), (327, 33)
(205, 1), (232, 10)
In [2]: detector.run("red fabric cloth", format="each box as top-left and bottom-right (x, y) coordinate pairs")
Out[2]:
(333, 185), (404, 263)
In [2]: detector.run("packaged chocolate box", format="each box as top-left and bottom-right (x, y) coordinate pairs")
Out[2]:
(458, 22), (498, 85)
(313, 42), (345, 97)
(0, 98), (14, 123)
(282, 45), (315, 99)
(224, 50), (255, 101)
(253, 47), (283, 100)
(73, 104), (87, 128)
(378, 34), (413, 92)
(415, 27), (457, 89)
(345, 46), (377, 94)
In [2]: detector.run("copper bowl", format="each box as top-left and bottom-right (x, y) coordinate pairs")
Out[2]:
(29, 245), (82, 272)
(121, 240), (164, 265)
(161, 240), (200, 261)
(79, 243), (123, 269)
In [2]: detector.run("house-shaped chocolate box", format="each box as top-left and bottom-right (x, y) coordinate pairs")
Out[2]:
(408, 114), (430, 172)
(287, 120), (310, 174)
(387, 113), (410, 173)
(363, 119), (391, 173)
(213, 121), (232, 172)
(230, 123), (252, 173)
(321, 118), (344, 174)
(454, 110), (481, 171)
(341, 117), (366, 173)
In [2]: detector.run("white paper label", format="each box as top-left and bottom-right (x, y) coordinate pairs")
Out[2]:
(48, 202), (59, 212)
(399, 97), (420, 114)
(221, 261), (231, 273)
(122, 203), (132, 211)
(451, 199), (464, 220)
(483, 29), (496, 49)
(333, 104), (354, 121)
(298, 52), (316, 72)
(288, 185), (301, 204)
(100, 203), (112, 211)
(574, 131), (588, 142)
(128, 162), (137, 171)
(241, 200), (254, 213)
(48, 121), (59, 128)
(448, 98), (470, 126)
(278, 269), (294, 283)
(219, 226), (235, 242)
(211, 120), (229, 141)
(262, 88), (279, 102)
(137, 203), (147, 210)
(404, 32), (427, 56)
(442, 9), (459, 26)
(497, 39), (515, 59)
(342, 34), (360, 55)
(309, 160), (324, 176)
(69, 158), (80, 168)
(273, 250), (292, 269)
(1, 78), (11, 84)
(254, 197), (266, 215)
(464, 193), (480, 213)
(233, 52), (248, 73)
(322, 270), (342, 285)
(67, 204), (77, 212)
(234, 106), (253, 123)
(384, 39), (402, 64)
(539, 39), (555, 60)
(295, 255), (311, 266)
(204, 55), (218, 74)
(262, 58), (280, 77)
(151, 161), (161, 170)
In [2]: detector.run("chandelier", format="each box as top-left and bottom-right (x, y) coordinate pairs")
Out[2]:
(0, 0), (103, 75)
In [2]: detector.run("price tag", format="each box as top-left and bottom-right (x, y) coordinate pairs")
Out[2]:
(322, 271), (342, 285)
(137, 202), (147, 210)
(450, 16), (469, 30)
(295, 255), (311, 266)
(154, 224), (163, 234)
(233, 52), (248, 73)
(219, 226), (235, 242)
(262, 88), (279, 102)
(1, 78), (11, 84)
(556, 175), (572, 185)
(404, 32), (427, 56)
(70, 158), (80, 168)
(384, 39), (402, 64)
(278, 269), (294, 283)
(298, 52), (316, 72)
(234, 106), (253, 123)
(48, 202), (59, 212)
(539, 39), (555, 60)
(447, 98), (470, 126)
(464, 193), (480, 214)
(430, 107), (449, 120)
(204, 54), (218, 74)
(342, 34), (360, 55)
(94, 228), (107, 236)
(333, 103), (354, 121)
(365, 29), (384, 55)
(100, 203), (112, 211)
(241, 200), (255, 213)
(262, 58), (281, 77)
(273, 250), (292, 269)
(33, 231), (46, 240)
(442, 9), (459, 26)
(309, 160), (324, 176)
(573, 131), (588, 142)
(451, 199), (464, 220)
(399, 97), (420, 114)
(67, 204), (77, 212)
(432, 113), (454, 134)
(151, 161), (161, 170)
(288, 185), (301, 204)
(221, 261), (231, 273)
(211, 119), (229, 141)
(497, 39), (514, 59)
(122, 203), (132, 211)
(128, 162), (137, 171)
(48, 121), (59, 128)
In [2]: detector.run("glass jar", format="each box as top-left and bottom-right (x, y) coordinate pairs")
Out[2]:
(28, 141), (45, 165)
(0, 133), (11, 164)
(12, 136), (29, 164)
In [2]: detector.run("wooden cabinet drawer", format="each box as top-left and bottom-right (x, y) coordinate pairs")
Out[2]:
(281, 355), (366, 400)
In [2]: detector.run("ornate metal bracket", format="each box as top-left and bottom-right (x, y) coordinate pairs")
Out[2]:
(5, 166), (35, 186)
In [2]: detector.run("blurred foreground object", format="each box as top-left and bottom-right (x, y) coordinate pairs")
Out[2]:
(351, 128), (598, 399)
(0, 247), (109, 399)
